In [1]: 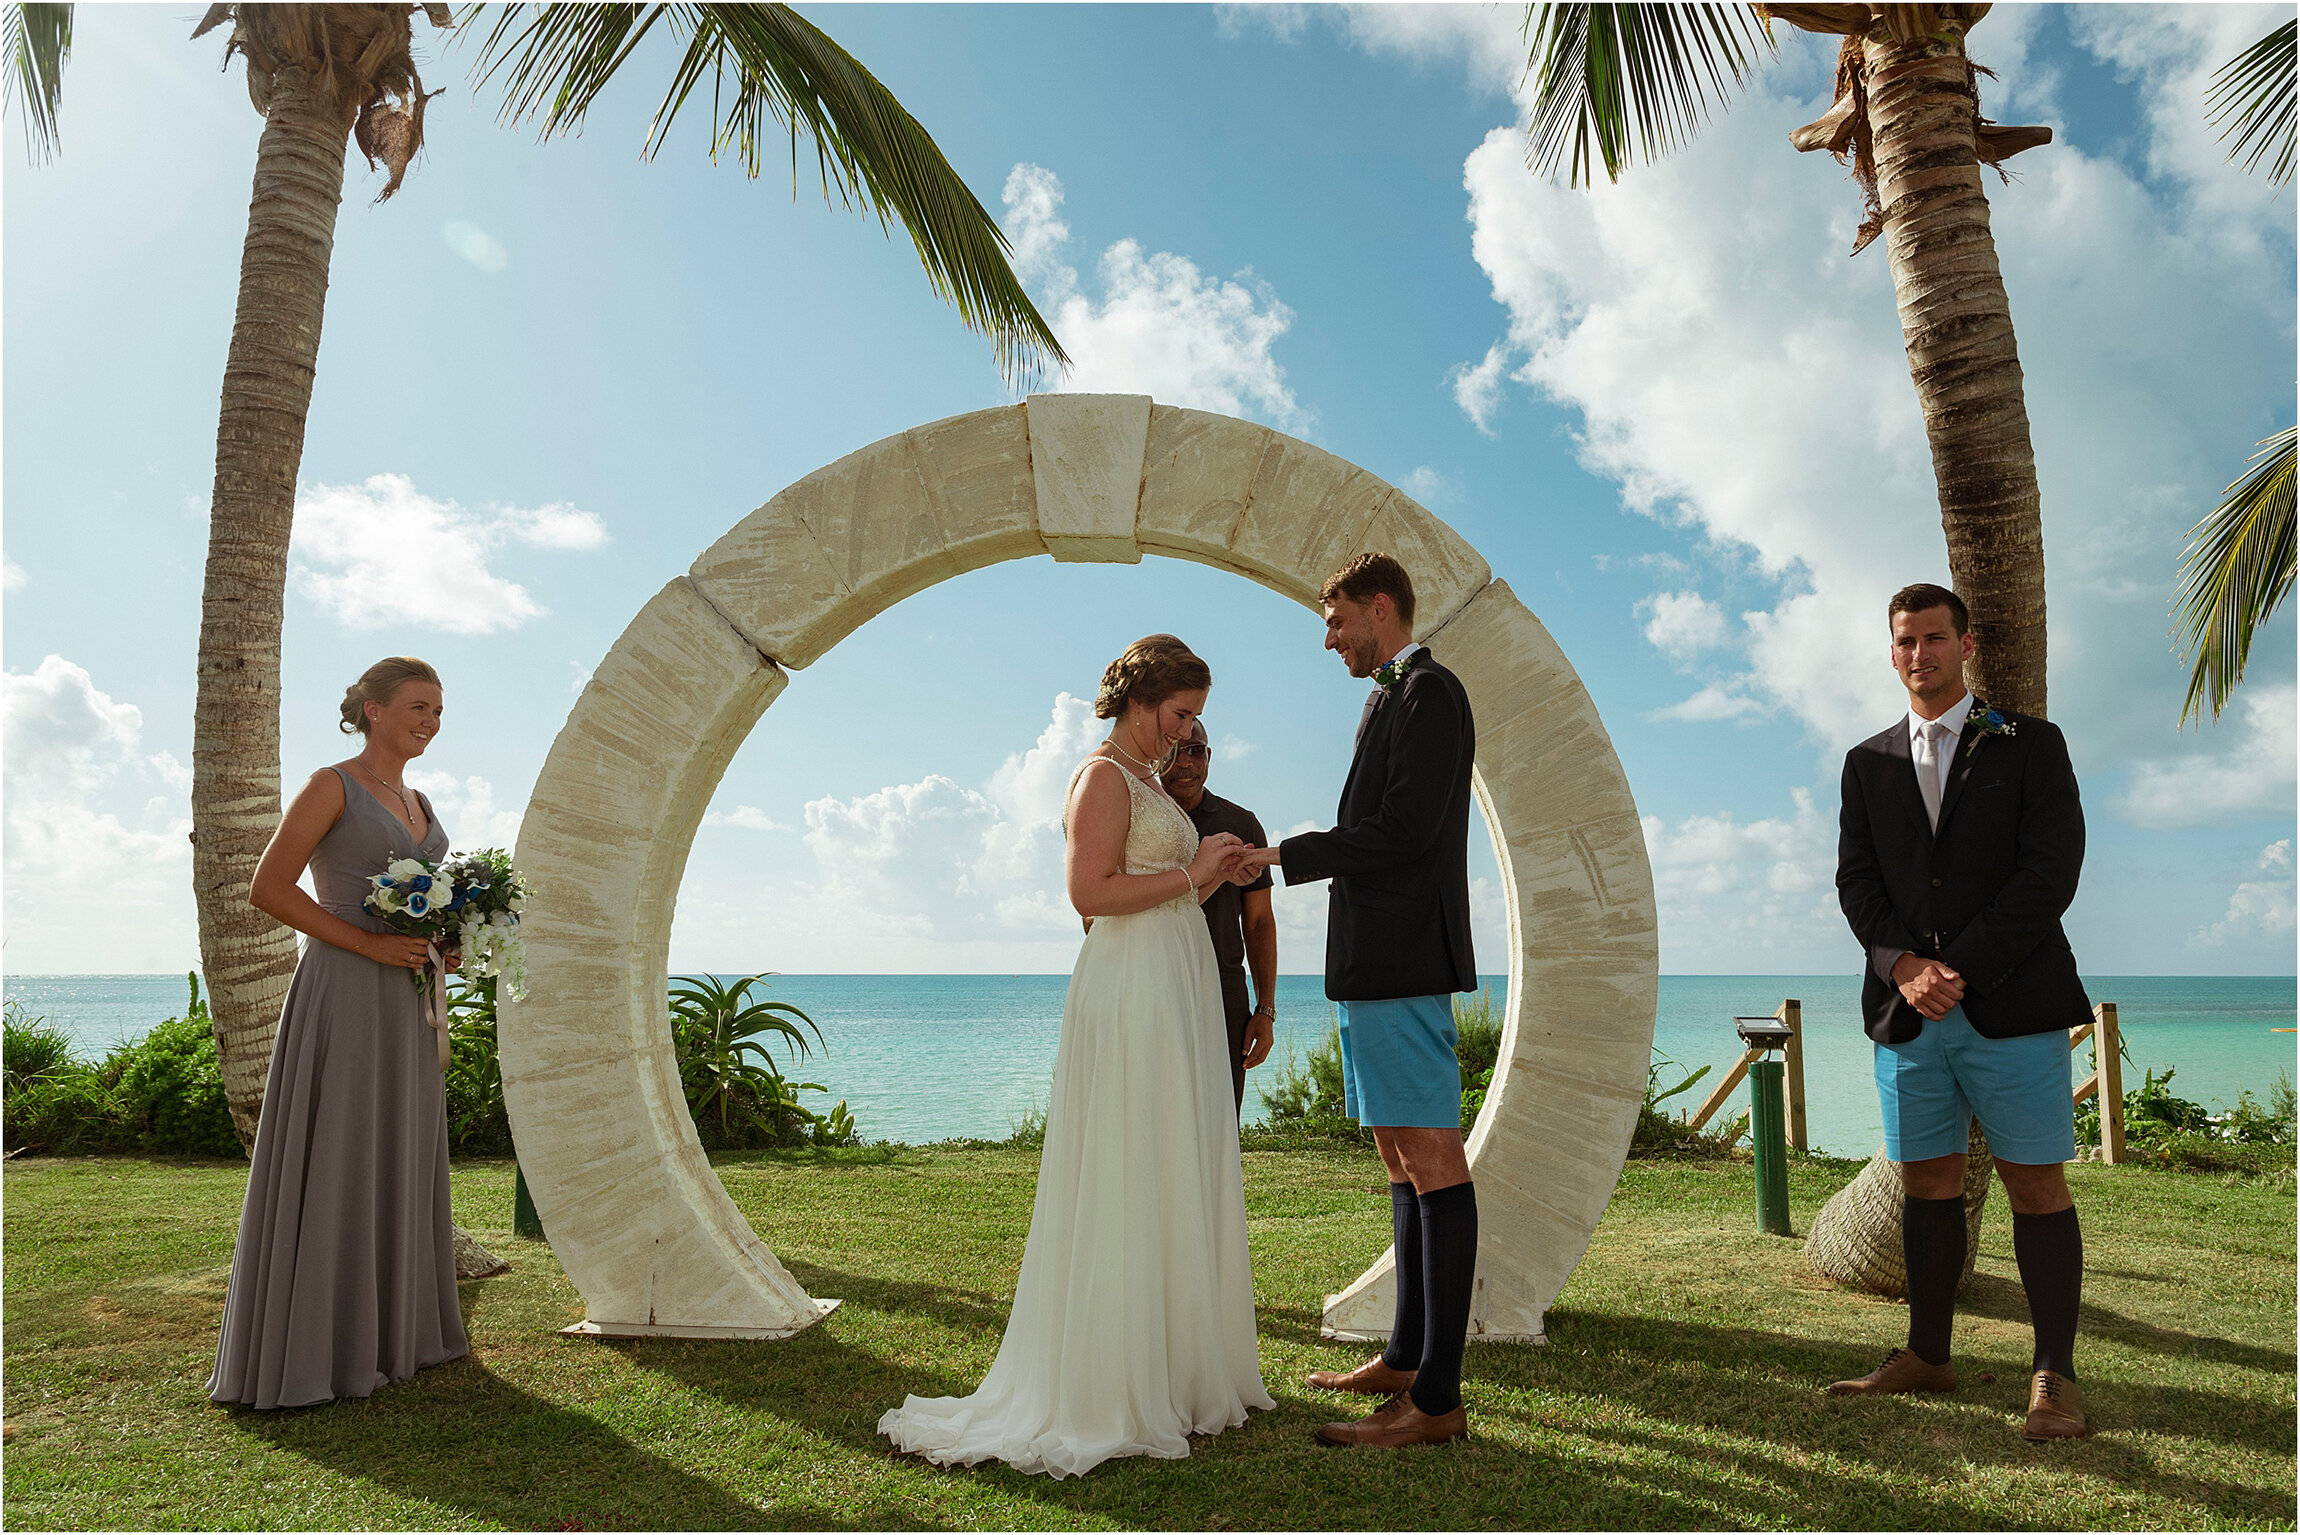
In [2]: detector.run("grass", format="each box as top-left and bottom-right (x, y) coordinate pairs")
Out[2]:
(4, 1146), (2294, 1530)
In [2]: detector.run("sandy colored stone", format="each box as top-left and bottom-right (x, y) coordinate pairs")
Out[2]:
(513, 409), (1657, 1347)
(505, 577), (819, 1333)
(1027, 392), (1150, 563)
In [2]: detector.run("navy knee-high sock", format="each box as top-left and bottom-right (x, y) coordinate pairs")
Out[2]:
(1903, 1192), (1965, 1367)
(1381, 1182), (1425, 1372)
(2013, 1205), (2083, 1379)
(1409, 1181), (1478, 1417)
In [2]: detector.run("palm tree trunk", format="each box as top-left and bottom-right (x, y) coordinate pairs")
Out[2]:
(1865, 24), (2047, 717)
(192, 58), (349, 1152)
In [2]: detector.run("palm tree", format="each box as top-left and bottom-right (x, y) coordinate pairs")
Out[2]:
(1526, 1), (2055, 714)
(159, 2), (1062, 1153)
(1523, 1), (2061, 1293)
(2176, 19), (2296, 725)
(4, 1), (66, 159)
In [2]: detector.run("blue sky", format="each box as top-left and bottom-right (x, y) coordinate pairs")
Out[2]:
(5, 3), (2293, 977)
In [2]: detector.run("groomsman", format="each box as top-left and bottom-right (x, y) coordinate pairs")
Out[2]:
(1239, 552), (1479, 1449)
(1832, 582), (2093, 1441)
(1160, 720), (1278, 1112)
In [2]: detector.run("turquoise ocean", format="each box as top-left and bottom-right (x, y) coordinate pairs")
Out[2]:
(8, 972), (2292, 1155)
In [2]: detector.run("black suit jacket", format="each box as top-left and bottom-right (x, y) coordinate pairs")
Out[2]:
(1837, 704), (2091, 1044)
(1280, 650), (1478, 1001)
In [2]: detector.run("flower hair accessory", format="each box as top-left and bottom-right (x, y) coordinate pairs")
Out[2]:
(1373, 652), (1414, 691)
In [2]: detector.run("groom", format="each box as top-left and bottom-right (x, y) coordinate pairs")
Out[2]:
(1239, 552), (1479, 1449)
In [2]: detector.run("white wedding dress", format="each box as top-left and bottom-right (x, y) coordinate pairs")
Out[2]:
(878, 756), (1273, 1478)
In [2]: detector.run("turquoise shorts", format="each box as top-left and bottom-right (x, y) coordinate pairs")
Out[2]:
(1875, 1004), (2075, 1165)
(1336, 995), (1462, 1129)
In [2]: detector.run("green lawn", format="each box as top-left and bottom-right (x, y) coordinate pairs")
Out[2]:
(4, 1145), (2293, 1530)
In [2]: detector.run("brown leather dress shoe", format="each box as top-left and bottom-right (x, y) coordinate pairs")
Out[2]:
(1314, 1395), (1468, 1448)
(2022, 1370), (2089, 1440)
(1826, 1347), (1958, 1396)
(1306, 1355), (1417, 1396)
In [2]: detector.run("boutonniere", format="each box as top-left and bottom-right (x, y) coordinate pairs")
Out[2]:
(1373, 653), (1413, 691)
(1969, 703), (2017, 739)
(1964, 701), (2016, 758)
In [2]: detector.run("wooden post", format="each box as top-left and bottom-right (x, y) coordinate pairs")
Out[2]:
(2097, 1003), (2125, 1165)
(1686, 1049), (1756, 1133)
(1779, 998), (1807, 1152)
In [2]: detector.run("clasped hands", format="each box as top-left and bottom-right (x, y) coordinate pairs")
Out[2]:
(1891, 953), (1964, 1020)
(1189, 835), (1285, 889)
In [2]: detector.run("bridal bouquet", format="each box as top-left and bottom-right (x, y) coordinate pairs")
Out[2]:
(366, 847), (532, 1001)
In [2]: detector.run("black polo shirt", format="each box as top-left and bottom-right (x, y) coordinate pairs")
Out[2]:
(1182, 790), (1272, 1017)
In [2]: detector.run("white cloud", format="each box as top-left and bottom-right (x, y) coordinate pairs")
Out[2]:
(2121, 684), (2297, 830)
(1651, 684), (1764, 725)
(1215, 734), (1256, 763)
(1002, 164), (1308, 431)
(2194, 839), (2298, 947)
(1398, 465), (1457, 507)
(569, 662), (593, 695)
(1450, 343), (1510, 435)
(1637, 589), (1732, 660)
(441, 218), (509, 274)
(404, 768), (525, 850)
(2, 556), (25, 592)
(1421, 15), (2294, 798)
(1641, 789), (1847, 968)
(290, 474), (608, 635)
(702, 804), (791, 833)
(2, 656), (195, 971)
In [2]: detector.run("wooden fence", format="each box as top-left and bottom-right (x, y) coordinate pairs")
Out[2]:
(1681, 998), (2127, 1161)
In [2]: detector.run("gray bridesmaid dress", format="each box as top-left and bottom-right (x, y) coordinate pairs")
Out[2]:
(207, 766), (469, 1409)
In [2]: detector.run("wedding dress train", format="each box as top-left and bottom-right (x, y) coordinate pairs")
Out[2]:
(878, 759), (1272, 1477)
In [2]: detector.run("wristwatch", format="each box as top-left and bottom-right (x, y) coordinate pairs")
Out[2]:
(1251, 1003), (1275, 1022)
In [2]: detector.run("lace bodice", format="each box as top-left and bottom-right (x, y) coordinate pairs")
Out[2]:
(1066, 756), (1199, 907)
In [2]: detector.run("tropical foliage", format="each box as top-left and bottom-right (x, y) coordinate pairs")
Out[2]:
(668, 972), (855, 1150)
(2, 979), (240, 1158)
(2176, 18), (2296, 723)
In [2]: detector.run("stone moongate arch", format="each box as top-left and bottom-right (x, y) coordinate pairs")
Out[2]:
(503, 394), (1657, 1344)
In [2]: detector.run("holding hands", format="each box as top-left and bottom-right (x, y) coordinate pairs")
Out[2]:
(1189, 833), (1249, 892)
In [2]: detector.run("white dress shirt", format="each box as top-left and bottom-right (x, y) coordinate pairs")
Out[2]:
(1908, 692), (1973, 809)
(1880, 692), (1972, 983)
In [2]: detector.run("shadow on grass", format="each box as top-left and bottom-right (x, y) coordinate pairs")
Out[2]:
(1955, 1271), (2298, 1377)
(222, 1360), (845, 1531)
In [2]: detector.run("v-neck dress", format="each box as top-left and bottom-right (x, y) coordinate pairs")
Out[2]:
(207, 766), (468, 1409)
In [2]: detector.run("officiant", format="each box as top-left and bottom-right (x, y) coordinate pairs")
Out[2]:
(1161, 720), (1277, 1112)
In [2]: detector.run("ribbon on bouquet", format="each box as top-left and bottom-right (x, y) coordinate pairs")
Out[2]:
(423, 940), (452, 1072)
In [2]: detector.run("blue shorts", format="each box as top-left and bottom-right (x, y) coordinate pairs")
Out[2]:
(1336, 995), (1462, 1129)
(1875, 1004), (2075, 1165)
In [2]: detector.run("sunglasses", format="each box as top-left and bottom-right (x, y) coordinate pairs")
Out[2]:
(1172, 742), (1211, 760)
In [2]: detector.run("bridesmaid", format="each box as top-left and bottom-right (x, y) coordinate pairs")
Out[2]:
(208, 656), (468, 1409)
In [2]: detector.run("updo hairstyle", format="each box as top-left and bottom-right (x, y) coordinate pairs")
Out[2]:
(339, 656), (442, 735)
(1093, 634), (1211, 720)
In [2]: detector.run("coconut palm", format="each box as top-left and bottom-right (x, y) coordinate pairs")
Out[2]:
(2176, 19), (2296, 725)
(91, 2), (1059, 1155)
(4, 1), (66, 159)
(1523, 1), (2062, 1294)
(1526, 1), (2056, 715)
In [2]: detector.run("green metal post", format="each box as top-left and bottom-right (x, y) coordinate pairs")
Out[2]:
(514, 1164), (543, 1239)
(1748, 1058), (1791, 1236)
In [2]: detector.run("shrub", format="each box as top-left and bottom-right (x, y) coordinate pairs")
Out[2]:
(1631, 1050), (1745, 1161)
(444, 973), (513, 1156)
(4, 977), (237, 1158)
(669, 974), (858, 1150)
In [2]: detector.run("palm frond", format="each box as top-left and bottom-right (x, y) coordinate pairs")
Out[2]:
(2176, 425), (2297, 725)
(464, 2), (1066, 387)
(1523, 2), (1775, 187)
(2207, 18), (2295, 187)
(4, 2), (71, 162)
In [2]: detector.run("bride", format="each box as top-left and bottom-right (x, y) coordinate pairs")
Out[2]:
(879, 634), (1275, 1478)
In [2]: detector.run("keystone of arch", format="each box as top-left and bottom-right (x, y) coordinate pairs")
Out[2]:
(503, 394), (1658, 1343)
